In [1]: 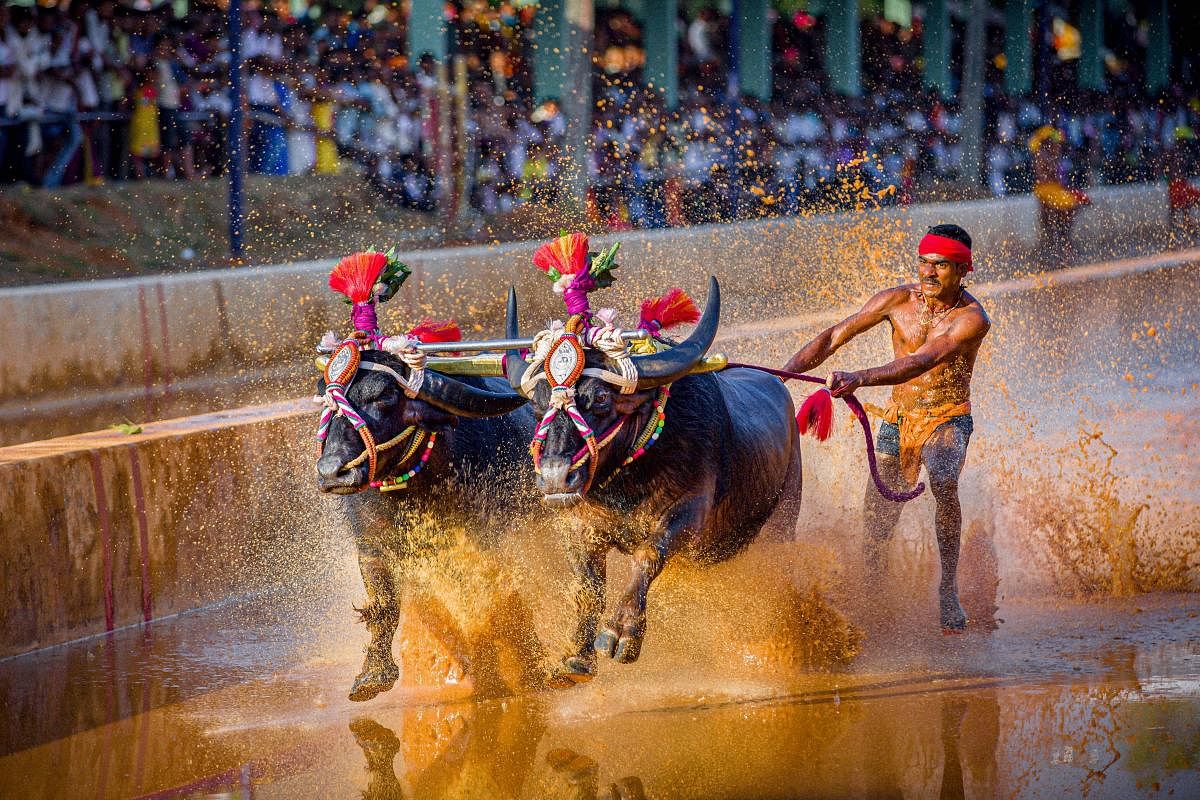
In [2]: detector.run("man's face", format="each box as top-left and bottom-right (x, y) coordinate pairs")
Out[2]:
(917, 255), (966, 299)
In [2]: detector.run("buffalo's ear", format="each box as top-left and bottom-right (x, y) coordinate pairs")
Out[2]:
(613, 390), (657, 415)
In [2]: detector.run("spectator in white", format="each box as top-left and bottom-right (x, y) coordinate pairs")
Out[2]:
(191, 75), (229, 177)
(41, 9), (83, 187)
(241, 9), (281, 62)
(246, 52), (281, 173)
(284, 67), (316, 176)
(686, 8), (717, 63)
(68, 2), (101, 115)
(7, 7), (49, 159)
(153, 35), (193, 179)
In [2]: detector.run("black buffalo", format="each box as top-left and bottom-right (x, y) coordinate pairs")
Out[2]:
(316, 350), (535, 700)
(503, 278), (802, 685)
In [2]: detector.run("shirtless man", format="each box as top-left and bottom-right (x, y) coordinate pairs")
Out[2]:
(782, 224), (991, 631)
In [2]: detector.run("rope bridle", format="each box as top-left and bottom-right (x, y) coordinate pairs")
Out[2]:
(521, 314), (669, 494)
(315, 336), (438, 490)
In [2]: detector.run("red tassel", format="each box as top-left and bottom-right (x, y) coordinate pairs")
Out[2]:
(796, 389), (834, 441)
(329, 251), (388, 303)
(407, 318), (462, 343)
(532, 232), (589, 278)
(639, 287), (700, 332)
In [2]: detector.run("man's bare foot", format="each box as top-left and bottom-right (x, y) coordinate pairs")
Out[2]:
(940, 588), (968, 633)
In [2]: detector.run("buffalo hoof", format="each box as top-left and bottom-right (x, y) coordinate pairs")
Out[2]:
(348, 662), (399, 702)
(594, 627), (643, 664)
(939, 589), (968, 633)
(547, 656), (595, 689)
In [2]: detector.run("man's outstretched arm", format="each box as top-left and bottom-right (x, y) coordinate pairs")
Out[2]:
(827, 312), (989, 396)
(782, 288), (901, 376)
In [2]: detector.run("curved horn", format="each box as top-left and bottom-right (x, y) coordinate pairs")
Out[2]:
(417, 369), (528, 418)
(504, 286), (530, 395)
(630, 276), (720, 389)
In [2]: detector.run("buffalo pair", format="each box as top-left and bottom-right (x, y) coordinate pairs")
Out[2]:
(315, 279), (802, 700)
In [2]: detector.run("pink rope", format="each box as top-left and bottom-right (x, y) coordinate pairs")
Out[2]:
(723, 362), (925, 503)
(562, 271), (596, 317)
(350, 302), (379, 333)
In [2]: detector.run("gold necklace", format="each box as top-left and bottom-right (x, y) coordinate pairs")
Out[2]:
(918, 287), (964, 329)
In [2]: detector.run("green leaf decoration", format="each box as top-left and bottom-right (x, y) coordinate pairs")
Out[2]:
(374, 246), (413, 303)
(110, 421), (143, 435)
(588, 242), (621, 289)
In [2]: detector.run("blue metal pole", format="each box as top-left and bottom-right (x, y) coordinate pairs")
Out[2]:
(227, 0), (245, 258)
(728, 0), (741, 99)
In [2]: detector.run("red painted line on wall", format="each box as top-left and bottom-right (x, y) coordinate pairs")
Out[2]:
(137, 285), (157, 419)
(88, 450), (114, 631)
(155, 282), (173, 398)
(128, 445), (154, 622)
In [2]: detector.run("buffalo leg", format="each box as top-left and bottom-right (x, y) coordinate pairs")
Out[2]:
(595, 500), (701, 664)
(344, 497), (402, 701)
(350, 547), (401, 701)
(549, 544), (607, 688)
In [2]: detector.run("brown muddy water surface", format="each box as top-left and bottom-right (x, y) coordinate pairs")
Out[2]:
(1, 591), (1197, 799)
(3, 250), (1198, 798)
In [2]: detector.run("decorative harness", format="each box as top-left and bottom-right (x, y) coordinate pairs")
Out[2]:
(521, 314), (669, 494)
(315, 335), (438, 492)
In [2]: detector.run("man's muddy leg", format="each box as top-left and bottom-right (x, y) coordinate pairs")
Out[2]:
(550, 544), (606, 688)
(922, 421), (972, 631)
(863, 453), (906, 580)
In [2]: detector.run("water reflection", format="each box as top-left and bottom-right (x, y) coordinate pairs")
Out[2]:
(315, 670), (1194, 800)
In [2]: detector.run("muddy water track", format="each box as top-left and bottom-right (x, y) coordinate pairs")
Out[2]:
(2, 251), (1198, 798)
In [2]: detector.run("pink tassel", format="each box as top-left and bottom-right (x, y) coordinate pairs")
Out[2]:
(796, 388), (834, 441)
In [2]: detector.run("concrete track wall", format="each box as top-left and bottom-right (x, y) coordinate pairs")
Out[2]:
(0, 401), (313, 658)
(3, 182), (1170, 414)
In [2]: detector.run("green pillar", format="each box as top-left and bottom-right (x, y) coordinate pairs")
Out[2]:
(533, 0), (565, 104)
(960, 0), (986, 189)
(530, 0), (592, 209)
(923, 0), (950, 97)
(1145, 0), (1169, 93)
(1078, 0), (1103, 90)
(737, 0), (771, 101)
(1004, 0), (1032, 96)
(407, 0), (447, 62)
(641, 0), (678, 108)
(824, 0), (860, 97)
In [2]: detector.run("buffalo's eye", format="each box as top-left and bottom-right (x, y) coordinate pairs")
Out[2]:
(587, 388), (613, 412)
(370, 387), (400, 406)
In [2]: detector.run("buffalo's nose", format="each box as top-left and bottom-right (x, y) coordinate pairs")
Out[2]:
(536, 458), (585, 495)
(316, 453), (345, 480)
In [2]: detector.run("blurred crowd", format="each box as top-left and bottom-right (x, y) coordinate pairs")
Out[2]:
(1, 0), (1196, 227)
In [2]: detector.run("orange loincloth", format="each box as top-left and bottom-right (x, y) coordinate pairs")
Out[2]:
(866, 401), (973, 485)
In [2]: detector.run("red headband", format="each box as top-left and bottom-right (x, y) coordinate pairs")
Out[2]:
(918, 233), (973, 271)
